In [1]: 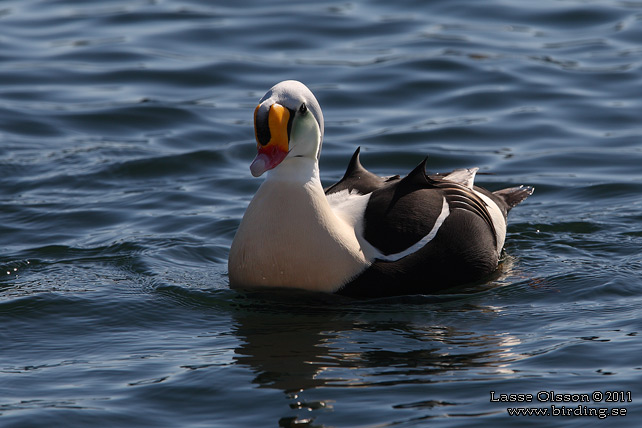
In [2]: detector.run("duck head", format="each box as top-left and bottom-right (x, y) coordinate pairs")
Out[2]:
(250, 80), (325, 177)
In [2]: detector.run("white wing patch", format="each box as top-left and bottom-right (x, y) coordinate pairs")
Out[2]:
(326, 189), (371, 227)
(474, 190), (506, 255)
(443, 167), (478, 189)
(327, 189), (380, 261)
(443, 167), (506, 255)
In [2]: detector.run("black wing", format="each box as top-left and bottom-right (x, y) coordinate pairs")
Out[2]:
(361, 158), (497, 255)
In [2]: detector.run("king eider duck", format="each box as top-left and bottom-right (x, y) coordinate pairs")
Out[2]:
(228, 80), (533, 298)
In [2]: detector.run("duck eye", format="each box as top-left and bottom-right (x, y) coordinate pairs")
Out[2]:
(299, 103), (307, 115)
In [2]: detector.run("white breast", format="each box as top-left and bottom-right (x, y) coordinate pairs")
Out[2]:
(228, 158), (370, 293)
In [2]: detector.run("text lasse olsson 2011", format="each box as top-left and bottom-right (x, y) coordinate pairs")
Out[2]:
(490, 390), (631, 403)
(490, 390), (631, 419)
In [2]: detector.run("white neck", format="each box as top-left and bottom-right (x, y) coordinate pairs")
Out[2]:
(228, 157), (369, 292)
(265, 156), (320, 184)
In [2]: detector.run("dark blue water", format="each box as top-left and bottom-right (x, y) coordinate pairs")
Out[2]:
(1, 0), (641, 426)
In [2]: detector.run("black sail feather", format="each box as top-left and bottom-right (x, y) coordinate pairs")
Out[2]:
(325, 147), (395, 195)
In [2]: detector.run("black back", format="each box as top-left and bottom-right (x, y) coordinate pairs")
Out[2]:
(325, 148), (533, 298)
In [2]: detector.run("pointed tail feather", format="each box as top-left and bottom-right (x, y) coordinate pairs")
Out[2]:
(493, 185), (534, 211)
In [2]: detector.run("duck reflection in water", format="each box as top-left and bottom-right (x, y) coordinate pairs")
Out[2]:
(230, 287), (525, 425)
